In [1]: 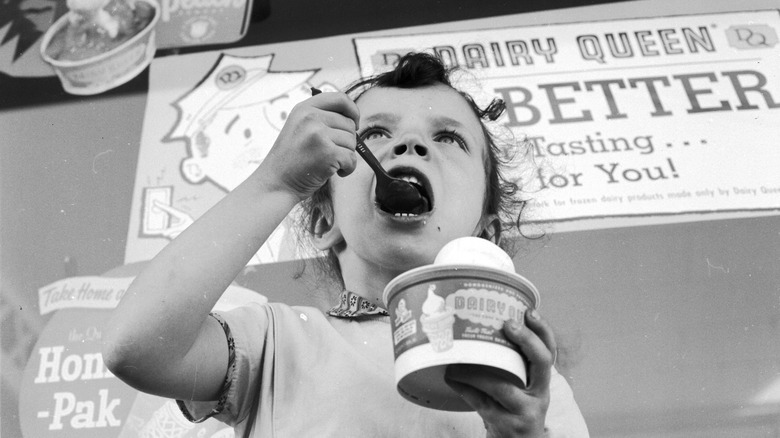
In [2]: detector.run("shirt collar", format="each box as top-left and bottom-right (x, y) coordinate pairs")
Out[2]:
(327, 290), (389, 318)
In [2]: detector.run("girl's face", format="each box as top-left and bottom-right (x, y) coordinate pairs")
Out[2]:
(325, 84), (491, 273)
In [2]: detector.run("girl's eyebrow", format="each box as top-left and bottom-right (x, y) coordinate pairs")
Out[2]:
(430, 115), (481, 150)
(429, 115), (467, 130)
(362, 112), (401, 125)
(363, 113), (470, 131)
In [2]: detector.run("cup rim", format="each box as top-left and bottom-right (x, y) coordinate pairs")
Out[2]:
(383, 264), (540, 309)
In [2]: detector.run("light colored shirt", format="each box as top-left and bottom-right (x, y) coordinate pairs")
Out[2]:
(179, 302), (589, 437)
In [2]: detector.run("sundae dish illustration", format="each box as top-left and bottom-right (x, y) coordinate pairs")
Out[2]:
(44, 0), (155, 62)
(419, 285), (455, 352)
(40, 0), (160, 94)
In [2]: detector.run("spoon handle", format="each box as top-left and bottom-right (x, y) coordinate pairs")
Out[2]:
(354, 135), (391, 184)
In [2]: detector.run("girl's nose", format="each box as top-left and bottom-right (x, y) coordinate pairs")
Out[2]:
(393, 140), (429, 157)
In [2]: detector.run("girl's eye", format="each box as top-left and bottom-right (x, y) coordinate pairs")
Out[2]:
(435, 130), (468, 151)
(360, 127), (389, 141)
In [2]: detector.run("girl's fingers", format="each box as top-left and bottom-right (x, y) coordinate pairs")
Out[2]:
(309, 91), (361, 130)
(329, 128), (357, 151)
(446, 311), (557, 409)
(445, 372), (504, 421)
(524, 310), (557, 362)
(287, 101), (358, 178)
(503, 311), (556, 396)
(445, 322), (553, 437)
(335, 146), (358, 177)
(314, 109), (360, 140)
(325, 127), (357, 177)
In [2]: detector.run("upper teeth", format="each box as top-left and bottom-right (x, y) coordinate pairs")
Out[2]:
(399, 175), (420, 184)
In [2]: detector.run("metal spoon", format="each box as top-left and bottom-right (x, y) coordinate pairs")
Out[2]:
(311, 88), (428, 213)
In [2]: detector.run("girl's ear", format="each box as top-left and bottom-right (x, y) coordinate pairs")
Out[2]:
(476, 215), (502, 246)
(311, 207), (344, 251)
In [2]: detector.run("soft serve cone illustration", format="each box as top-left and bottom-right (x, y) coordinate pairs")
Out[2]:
(419, 285), (456, 352)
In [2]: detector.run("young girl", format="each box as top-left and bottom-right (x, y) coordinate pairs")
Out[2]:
(103, 53), (589, 437)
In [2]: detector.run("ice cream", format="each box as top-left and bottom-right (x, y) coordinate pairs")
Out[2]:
(434, 236), (516, 273)
(68, 0), (123, 39)
(419, 286), (455, 352)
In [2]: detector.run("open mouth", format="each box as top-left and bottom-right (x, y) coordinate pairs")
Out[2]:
(376, 168), (433, 216)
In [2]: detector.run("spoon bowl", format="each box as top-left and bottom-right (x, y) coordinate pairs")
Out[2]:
(354, 136), (429, 214)
(311, 87), (428, 214)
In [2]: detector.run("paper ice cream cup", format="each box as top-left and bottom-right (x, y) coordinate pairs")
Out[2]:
(383, 238), (540, 411)
(40, 0), (160, 95)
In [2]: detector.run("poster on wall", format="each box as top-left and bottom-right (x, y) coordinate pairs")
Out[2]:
(354, 10), (780, 223)
(18, 276), (265, 438)
(126, 9), (780, 266)
(125, 47), (359, 265)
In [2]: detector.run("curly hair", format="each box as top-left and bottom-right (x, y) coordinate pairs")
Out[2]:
(296, 52), (529, 285)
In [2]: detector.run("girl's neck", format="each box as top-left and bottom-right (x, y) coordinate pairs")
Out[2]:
(338, 253), (406, 309)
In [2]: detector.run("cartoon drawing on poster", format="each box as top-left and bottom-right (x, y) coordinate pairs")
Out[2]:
(140, 186), (195, 240)
(136, 54), (337, 264)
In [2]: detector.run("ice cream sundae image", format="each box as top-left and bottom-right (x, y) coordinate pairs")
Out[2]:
(419, 285), (456, 352)
(44, 0), (155, 62)
(40, 0), (160, 94)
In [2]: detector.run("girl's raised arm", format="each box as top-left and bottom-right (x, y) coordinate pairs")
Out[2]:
(102, 91), (359, 401)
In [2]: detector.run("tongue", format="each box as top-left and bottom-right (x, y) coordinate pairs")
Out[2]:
(376, 180), (429, 214)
